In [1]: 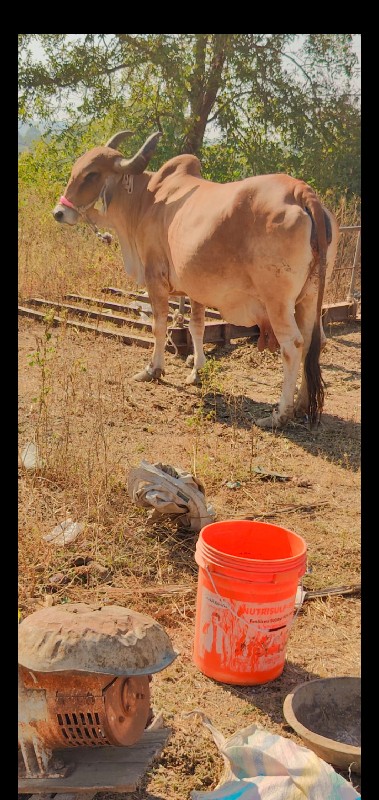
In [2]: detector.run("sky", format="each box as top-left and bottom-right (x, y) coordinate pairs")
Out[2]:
(21, 34), (361, 130)
(26, 33), (362, 78)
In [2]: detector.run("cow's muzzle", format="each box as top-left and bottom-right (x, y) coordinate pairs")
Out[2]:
(52, 204), (78, 225)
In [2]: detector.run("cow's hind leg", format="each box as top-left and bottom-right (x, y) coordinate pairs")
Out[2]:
(320, 315), (327, 351)
(256, 304), (303, 429)
(185, 300), (207, 385)
(133, 288), (169, 382)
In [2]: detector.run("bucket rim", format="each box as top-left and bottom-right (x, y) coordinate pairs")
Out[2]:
(199, 519), (306, 552)
(201, 519), (306, 537)
(197, 519), (307, 572)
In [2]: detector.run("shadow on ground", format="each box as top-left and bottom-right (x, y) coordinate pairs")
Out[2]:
(159, 321), (361, 472)
(158, 366), (360, 472)
(209, 659), (328, 726)
(189, 390), (361, 472)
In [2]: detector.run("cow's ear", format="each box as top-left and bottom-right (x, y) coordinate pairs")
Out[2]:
(100, 179), (116, 213)
(114, 132), (162, 175)
(105, 130), (134, 150)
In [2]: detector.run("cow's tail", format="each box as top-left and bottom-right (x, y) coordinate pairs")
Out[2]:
(295, 183), (328, 427)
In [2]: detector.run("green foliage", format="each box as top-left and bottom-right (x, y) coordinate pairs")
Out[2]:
(18, 34), (360, 199)
(19, 34), (360, 197)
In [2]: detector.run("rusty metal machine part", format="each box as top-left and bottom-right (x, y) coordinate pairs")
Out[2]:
(19, 666), (151, 749)
(18, 603), (176, 780)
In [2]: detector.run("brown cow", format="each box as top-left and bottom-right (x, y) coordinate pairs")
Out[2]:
(52, 131), (339, 428)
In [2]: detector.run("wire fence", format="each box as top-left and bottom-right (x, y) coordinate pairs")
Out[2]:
(325, 225), (361, 305)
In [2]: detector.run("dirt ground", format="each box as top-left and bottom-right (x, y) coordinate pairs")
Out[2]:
(18, 311), (361, 799)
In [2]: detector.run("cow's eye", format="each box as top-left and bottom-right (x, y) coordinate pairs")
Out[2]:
(84, 171), (99, 182)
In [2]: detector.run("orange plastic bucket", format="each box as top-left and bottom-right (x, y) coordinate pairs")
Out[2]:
(193, 520), (307, 685)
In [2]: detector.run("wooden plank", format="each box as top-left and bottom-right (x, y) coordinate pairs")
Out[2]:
(64, 294), (174, 320)
(125, 291), (359, 324)
(19, 302), (256, 353)
(19, 298), (355, 359)
(80, 291), (358, 325)
(126, 291), (222, 319)
(101, 286), (127, 296)
(18, 307), (154, 349)
(28, 298), (156, 332)
(18, 305), (190, 355)
(24, 297), (354, 334)
(68, 291), (223, 320)
(28, 794), (57, 799)
(18, 728), (171, 795)
(28, 794), (95, 800)
(321, 301), (357, 324)
(59, 795), (96, 800)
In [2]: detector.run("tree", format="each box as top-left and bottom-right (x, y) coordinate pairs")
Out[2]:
(18, 34), (360, 196)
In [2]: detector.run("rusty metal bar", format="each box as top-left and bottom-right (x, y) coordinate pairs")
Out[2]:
(178, 297), (186, 315)
(332, 225), (361, 310)
(347, 229), (361, 301)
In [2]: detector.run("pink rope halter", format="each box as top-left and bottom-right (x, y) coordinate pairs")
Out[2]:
(57, 194), (112, 244)
(59, 195), (76, 209)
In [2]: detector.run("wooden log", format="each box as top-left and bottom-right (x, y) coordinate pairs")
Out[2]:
(18, 728), (171, 795)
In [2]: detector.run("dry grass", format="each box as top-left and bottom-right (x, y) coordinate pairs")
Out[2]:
(18, 193), (361, 799)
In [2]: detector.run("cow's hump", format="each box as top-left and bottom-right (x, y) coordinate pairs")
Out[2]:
(148, 155), (202, 192)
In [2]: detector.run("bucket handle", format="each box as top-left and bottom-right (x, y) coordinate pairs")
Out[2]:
(205, 565), (303, 635)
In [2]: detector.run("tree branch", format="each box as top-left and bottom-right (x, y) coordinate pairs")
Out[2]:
(280, 50), (315, 86)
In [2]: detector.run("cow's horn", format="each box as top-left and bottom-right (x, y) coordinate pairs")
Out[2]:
(105, 130), (134, 149)
(114, 132), (162, 174)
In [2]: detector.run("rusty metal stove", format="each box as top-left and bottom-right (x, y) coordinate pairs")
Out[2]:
(18, 602), (177, 791)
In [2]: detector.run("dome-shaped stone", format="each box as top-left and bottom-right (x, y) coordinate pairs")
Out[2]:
(18, 603), (178, 675)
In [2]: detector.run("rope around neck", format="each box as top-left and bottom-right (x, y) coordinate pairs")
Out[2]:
(59, 195), (112, 244)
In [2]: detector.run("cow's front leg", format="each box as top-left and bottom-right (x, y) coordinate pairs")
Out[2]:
(186, 300), (207, 385)
(133, 287), (169, 382)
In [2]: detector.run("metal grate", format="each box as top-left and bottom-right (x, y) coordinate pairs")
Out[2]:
(56, 710), (111, 747)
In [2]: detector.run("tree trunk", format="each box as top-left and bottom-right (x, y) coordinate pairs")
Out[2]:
(181, 34), (230, 155)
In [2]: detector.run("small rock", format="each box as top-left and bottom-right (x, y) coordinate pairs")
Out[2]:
(225, 480), (242, 489)
(88, 562), (112, 581)
(73, 561), (112, 584)
(45, 573), (70, 592)
(43, 519), (84, 545)
(71, 554), (93, 567)
(20, 442), (44, 470)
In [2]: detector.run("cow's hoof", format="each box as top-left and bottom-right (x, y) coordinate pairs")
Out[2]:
(255, 415), (277, 429)
(185, 369), (201, 385)
(255, 411), (288, 430)
(186, 354), (195, 368)
(294, 405), (308, 419)
(133, 367), (165, 382)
